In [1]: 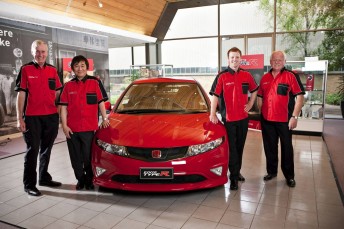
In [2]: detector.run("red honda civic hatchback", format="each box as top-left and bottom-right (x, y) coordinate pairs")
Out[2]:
(92, 77), (229, 192)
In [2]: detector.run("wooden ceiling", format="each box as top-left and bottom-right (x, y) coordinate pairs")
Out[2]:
(1, 0), (249, 47)
(2, 0), (248, 35)
(2, 0), (188, 36)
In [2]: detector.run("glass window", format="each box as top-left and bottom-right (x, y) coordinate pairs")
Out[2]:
(165, 5), (218, 39)
(221, 37), (244, 68)
(276, 31), (325, 61)
(133, 46), (145, 65)
(247, 36), (272, 66)
(59, 50), (76, 58)
(220, 1), (271, 35)
(109, 47), (132, 69)
(162, 38), (218, 69)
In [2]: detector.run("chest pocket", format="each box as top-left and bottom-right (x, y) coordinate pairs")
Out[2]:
(242, 83), (249, 94)
(48, 78), (56, 90)
(277, 83), (289, 96)
(86, 93), (97, 104)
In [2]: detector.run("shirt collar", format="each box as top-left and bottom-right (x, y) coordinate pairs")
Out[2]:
(269, 66), (286, 74)
(32, 60), (47, 69)
(227, 67), (242, 75)
(73, 75), (89, 83)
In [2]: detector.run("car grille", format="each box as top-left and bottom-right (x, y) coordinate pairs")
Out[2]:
(112, 175), (206, 184)
(126, 146), (188, 162)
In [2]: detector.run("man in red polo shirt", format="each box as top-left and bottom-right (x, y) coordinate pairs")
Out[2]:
(58, 55), (109, 190)
(15, 40), (62, 196)
(209, 47), (258, 190)
(257, 50), (305, 188)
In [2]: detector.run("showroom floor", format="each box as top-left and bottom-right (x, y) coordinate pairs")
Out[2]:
(0, 130), (343, 229)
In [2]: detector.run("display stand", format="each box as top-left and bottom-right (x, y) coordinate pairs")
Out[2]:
(286, 59), (328, 135)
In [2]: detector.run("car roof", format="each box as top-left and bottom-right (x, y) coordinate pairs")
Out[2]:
(133, 77), (198, 84)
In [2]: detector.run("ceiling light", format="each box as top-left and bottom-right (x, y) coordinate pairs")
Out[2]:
(97, 0), (103, 8)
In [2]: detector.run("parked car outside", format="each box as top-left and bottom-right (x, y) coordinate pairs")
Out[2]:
(92, 77), (229, 192)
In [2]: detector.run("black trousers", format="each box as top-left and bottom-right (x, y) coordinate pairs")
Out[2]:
(66, 131), (94, 185)
(23, 113), (59, 189)
(224, 118), (248, 181)
(261, 117), (295, 180)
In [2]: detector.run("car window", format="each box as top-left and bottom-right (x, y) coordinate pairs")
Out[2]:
(116, 83), (208, 113)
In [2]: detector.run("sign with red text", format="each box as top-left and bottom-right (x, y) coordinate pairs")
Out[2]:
(240, 54), (264, 70)
(241, 54), (264, 131)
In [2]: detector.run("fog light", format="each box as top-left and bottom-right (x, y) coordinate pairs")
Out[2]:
(210, 166), (223, 176)
(95, 167), (106, 177)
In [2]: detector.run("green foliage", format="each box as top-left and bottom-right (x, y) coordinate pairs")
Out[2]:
(259, 0), (344, 67)
(259, 0), (320, 56)
(326, 93), (342, 105)
(317, 30), (344, 71)
(338, 75), (344, 100)
(327, 75), (344, 104)
(130, 69), (140, 82)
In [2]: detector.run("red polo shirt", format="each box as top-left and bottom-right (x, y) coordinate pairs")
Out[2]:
(58, 75), (108, 132)
(257, 68), (305, 122)
(15, 61), (62, 116)
(212, 68), (259, 122)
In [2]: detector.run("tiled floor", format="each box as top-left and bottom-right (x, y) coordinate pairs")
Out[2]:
(0, 130), (343, 229)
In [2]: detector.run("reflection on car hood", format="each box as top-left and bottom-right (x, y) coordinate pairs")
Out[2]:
(96, 113), (226, 148)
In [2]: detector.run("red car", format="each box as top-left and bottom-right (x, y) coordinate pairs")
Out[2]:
(92, 77), (229, 192)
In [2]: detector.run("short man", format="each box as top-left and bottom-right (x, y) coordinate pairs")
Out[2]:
(257, 50), (305, 187)
(59, 55), (109, 190)
(16, 40), (62, 196)
(209, 47), (258, 190)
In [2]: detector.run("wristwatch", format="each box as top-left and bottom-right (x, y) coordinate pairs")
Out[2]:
(291, 116), (299, 120)
(103, 117), (108, 121)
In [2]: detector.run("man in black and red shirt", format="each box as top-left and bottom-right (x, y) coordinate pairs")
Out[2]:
(209, 47), (258, 190)
(15, 40), (62, 196)
(58, 55), (109, 190)
(257, 50), (305, 188)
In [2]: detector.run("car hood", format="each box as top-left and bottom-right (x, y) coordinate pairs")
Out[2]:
(95, 113), (226, 148)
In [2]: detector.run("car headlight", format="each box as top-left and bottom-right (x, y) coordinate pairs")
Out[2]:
(96, 138), (129, 156)
(186, 137), (224, 157)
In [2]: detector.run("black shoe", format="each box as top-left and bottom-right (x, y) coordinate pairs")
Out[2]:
(85, 183), (94, 190)
(286, 179), (296, 187)
(230, 179), (238, 190)
(238, 174), (245, 182)
(39, 180), (62, 187)
(76, 182), (84, 190)
(263, 174), (277, 181)
(24, 187), (41, 196)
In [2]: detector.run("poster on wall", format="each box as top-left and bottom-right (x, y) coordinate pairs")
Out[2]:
(0, 19), (53, 135)
(54, 29), (109, 92)
(241, 54), (264, 131)
(0, 19), (110, 137)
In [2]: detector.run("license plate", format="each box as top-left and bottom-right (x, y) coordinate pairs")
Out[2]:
(140, 168), (174, 179)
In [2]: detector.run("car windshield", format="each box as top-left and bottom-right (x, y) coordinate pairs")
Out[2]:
(116, 82), (208, 114)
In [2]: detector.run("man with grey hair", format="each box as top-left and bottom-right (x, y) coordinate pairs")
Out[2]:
(257, 50), (305, 187)
(15, 40), (62, 196)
